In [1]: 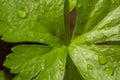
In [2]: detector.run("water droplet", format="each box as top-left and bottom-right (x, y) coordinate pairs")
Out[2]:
(18, 10), (27, 19)
(60, 65), (65, 71)
(83, 52), (87, 55)
(41, 66), (44, 70)
(98, 56), (107, 65)
(104, 67), (114, 75)
(39, 38), (45, 43)
(87, 64), (93, 70)
(0, 0), (4, 2)
(111, 0), (115, 4)
(78, 3), (82, 8)
(73, 0), (76, 4)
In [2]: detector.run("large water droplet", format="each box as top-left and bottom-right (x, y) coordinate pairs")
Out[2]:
(98, 56), (107, 65)
(104, 67), (114, 75)
(111, 0), (115, 4)
(87, 64), (93, 70)
(78, 3), (82, 8)
(60, 65), (65, 71)
(0, 0), (4, 2)
(18, 10), (27, 19)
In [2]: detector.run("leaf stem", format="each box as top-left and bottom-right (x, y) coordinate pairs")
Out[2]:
(64, 0), (70, 46)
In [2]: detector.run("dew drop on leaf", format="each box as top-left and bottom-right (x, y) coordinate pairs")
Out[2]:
(0, 0), (4, 2)
(87, 64), (93, 70)
(59, 65), (65, 71)
(98, 56), (107, 65)
(41, 66), (45, 70)
(18, 10), (27, 19)
(104, 67), (114, 75)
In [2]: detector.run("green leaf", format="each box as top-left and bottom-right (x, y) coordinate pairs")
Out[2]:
(0, 0), (69, 80)
(69, 0), (76, 11)
(69, 0), (120, 80)
(0, 70), (5, 80)
(1, 0), (120, 80)
(69, 44), (120, 80)
(0, 0), (65, 46)
(73, 0), (120, 38)
(4, 45), (67, 80)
